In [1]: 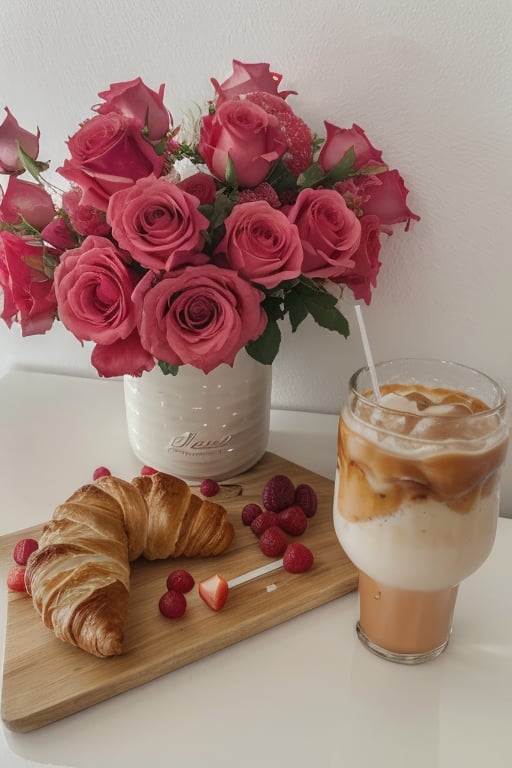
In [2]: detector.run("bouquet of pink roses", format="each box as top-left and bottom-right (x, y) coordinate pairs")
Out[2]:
(0, 60), (418, 377)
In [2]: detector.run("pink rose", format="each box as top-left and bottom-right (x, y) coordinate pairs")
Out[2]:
(214, 201), (303, 288)
(58, 113), (165, 210)
(334, 175), (382, 218)
(211, 60), (296, 103)
(318, 122), (385, 173)
(133, 265), (267, 373)
(319, 123), (420, 229)
(0, 108), (40, 174)
(177, 172), (217, 205)
(0, 231), (57, 335)
(287, 188), (361, 279)
(0, 176), (55, 230)
(107, 176), (210, 271)
(40, 217), (76, 251)
(90, 330), (155, 378)
(333, 215), (382, 304)
(94, 77), (171, 141)
(62, 186), (111, 237)
(198, 100), (286, 188)
(358, 169), (420, 229)
(54, 235), (153, 376)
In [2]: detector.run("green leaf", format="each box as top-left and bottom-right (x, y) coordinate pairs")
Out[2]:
(295, 147), (357, 190)
(261, 294), (286, 322)
(297, 285), (350, 336)
(324, 146), (356, 184)
(265, 159), (299, 194)
(197, 202), (215, 219)
(297, 162), (325, 188)
(312, 133), (324, 154)
(283, 290), (308, 332)
(152, 133), (170, 156)
(17, 142), (49, 181)
(201, 194), (236, 230)
(16, 215), (44, 241)
(358, 163), (388, 176)
(245, 317), (281, 365)
(265, 277), (299, 296)
(297, 274), (323, 292)
(200, 194), (237, 253)
(225, 153), (238, 189)
(42, 250), (60, 280)
(158, 361), (180, 376)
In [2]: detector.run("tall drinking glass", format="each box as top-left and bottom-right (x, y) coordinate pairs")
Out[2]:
(333, 358), (509, 664)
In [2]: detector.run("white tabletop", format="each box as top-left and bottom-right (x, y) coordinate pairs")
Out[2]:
(1, 369), (511, 768)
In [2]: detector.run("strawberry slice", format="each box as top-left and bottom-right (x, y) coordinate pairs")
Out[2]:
(198, 573), (229, 612)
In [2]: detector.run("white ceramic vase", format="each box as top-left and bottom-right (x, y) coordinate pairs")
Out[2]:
(124, 350), (272, 482)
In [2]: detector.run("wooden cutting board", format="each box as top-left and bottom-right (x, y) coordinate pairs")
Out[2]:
(0, 452), (358, 733)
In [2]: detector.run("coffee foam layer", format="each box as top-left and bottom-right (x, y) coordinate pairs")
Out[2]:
(333, 472), (499, 590)
(338, 383), (508, 519)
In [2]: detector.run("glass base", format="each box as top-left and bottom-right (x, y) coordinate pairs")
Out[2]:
(356, 621), (450, 664)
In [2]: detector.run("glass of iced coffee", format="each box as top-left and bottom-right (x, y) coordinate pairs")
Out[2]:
(333, 358), (509, 664)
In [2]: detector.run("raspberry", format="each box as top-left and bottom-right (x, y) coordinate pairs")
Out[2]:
(278, 111), (314, 175)
(141, 465), (158, 476)
(7, 565), (27, 592)
(283, 543), (314, 574)
(241, 503), (263, 526)
(200, 479), (220, 497)
(259, 526), (288, 557)
(294, 484), (318, 518)
(166, 569), (195, 594)
(277, 505), (308, 536)
(13, 537), (39, 565)
(262, 474), (295, 512)
(93, 466), (111, 481)
(250, 511), (279, 537)
(246, 91), (293, 116)
(237, 182), (281, 208)
(159, 589), (187, 619)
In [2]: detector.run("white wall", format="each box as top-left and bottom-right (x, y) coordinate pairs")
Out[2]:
(1, 0), (511, 510)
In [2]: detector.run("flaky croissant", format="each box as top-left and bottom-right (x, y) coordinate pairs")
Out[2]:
(24, 472), (234, 658)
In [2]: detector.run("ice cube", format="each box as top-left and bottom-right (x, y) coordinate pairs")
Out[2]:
(408, 417), (437, 438)
(379, 392), (422, 414)
(421, 402), (473, 417)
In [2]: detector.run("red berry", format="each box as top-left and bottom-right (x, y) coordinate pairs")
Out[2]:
(283, 543), (314, 574)
(277, 505), (308, 536)
(250, 511), (279, 537)
(159, 589), (187, 619)
(259, 526), (288, 557)
(294, 483), (318, 518)
(262, 474), (295, 512)
(7, 565), (27, 592)
(200, 479), (220, 497)
(141, 465), (158, 476)
(13, 538), (39, 566)
(93, 466), (111, 481)
(166, 569), (195, 594)
(241, 503), (263, 526)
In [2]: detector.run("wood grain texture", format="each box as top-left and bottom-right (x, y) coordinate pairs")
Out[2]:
(0, 452), (357, 732)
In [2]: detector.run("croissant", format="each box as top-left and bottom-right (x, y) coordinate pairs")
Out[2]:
(24, 472), (234, 658)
